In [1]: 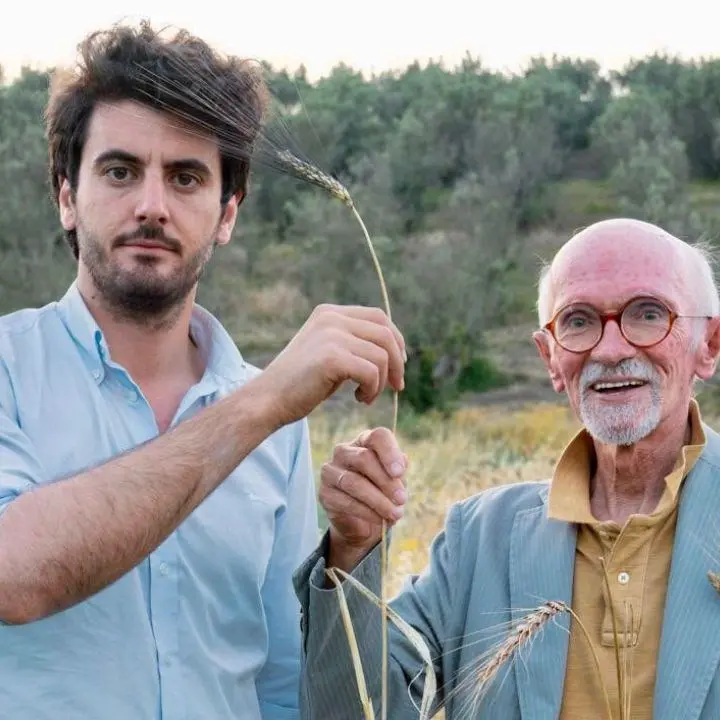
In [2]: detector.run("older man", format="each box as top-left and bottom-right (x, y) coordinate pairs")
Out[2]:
(294, 218), (720, 719)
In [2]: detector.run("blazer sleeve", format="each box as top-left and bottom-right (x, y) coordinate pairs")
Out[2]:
(293, 502), (463, 720)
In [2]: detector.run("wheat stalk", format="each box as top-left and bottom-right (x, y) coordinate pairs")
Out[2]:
(276, 149), (398, 720)
(326, 568), (376, 720)
(599, 558), (626, 720)
(622, 601), (636, 720)
(331, 568), (437, 720)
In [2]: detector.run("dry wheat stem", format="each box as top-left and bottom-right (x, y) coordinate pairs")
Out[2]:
(347, 176), (396, 720)
(332, 568), (437, 720)
(349, 195), (398, 720)
(566, 605), (615, 720)
(277, 149), (397, 720)
(326, 568), (376, 720)
(622, 602), (635, 720)
(599, 557), (627, 720)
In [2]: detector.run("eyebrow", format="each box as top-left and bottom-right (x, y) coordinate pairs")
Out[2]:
(93, 149), (212, 176)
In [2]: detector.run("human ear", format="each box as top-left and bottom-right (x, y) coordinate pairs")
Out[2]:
(533, 330), (566, 392)
(58, 178), (77, 231)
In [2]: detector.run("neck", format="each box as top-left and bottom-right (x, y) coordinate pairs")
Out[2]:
(589, 406), (692, 524)
(77, 277), (204, 387)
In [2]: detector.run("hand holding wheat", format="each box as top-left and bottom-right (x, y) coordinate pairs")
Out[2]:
(256, 305), (406, 428)
(320, 427), (409, 573)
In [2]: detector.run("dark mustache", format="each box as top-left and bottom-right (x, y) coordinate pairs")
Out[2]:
(114, 226), (181, 253)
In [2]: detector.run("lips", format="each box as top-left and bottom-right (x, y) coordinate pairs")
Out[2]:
(591, 379), (648, 392)
(126, 242), (173, 251)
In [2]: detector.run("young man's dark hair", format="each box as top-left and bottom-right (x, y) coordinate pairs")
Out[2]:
(45, 21), (269, 259)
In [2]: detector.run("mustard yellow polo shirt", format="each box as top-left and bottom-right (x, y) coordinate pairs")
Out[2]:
(548, 400), (706, 719)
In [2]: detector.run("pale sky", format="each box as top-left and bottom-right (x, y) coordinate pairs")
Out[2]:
(2, 0), (719, 82)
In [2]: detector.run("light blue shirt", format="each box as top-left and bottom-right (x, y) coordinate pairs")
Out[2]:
(0, 281), (319, 719)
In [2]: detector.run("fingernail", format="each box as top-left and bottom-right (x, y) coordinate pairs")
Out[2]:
(390, 461), (404, 477)
(393, 488), (408, 504)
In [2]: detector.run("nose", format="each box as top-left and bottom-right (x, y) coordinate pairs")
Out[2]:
(590, 318), (638, 365)
(134, 173), (169, 226)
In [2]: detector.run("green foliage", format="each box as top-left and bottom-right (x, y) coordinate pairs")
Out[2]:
(400, 322), (510, 415)
(615, 54), (720, 180)
(457, 356), (510, 393)
(401, 346), (510, 415)
(4, 53), (720, 410)
(402, 345), (447, 415)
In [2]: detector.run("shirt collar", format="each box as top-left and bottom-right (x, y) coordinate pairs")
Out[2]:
(547, 398), (707, 524)
(56, 281), (107, 382)
(56, 281), (247, 388)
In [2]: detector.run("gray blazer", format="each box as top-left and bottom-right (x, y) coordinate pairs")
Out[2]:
(293, 425), (720, 719)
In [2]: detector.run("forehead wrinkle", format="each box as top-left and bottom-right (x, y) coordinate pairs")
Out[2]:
(549, 238), (690, 315)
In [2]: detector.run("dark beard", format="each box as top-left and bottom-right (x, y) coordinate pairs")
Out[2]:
(78, 223), (215, 327)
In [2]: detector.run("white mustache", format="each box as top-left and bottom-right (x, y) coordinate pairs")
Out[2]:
(580, 359), (658, 392)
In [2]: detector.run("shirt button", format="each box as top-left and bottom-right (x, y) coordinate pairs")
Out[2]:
(159, 562), (169, 576)
(617, 571), (630, 585)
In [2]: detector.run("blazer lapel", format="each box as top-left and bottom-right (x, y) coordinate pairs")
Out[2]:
(655, 439), (720, 720)
(510, 489), (577, 720)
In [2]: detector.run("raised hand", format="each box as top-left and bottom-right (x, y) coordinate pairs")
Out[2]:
(257, 304), (407, 428)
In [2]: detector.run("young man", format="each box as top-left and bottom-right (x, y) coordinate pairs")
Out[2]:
(0, 22), (406, 720)
(298, 218), (720, 719)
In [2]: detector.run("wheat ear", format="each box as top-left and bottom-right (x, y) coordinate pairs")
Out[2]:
(463, 601), (612, 720)
(276, 150), (398, 720)
(475, 602), (566, 690)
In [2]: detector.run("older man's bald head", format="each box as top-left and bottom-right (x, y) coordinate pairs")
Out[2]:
(537, 218), (719, 326)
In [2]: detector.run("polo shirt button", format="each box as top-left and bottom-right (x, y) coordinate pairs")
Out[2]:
(617, 571), (630, 584)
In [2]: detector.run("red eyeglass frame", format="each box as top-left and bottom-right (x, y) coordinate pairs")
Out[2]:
(542, 295), (712, 354)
